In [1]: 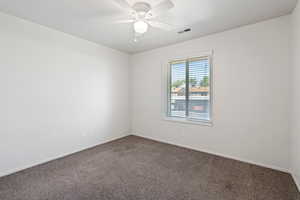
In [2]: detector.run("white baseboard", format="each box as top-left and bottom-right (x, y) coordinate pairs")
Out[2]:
(0, 133), (130, 178)
(292, 174), (300, 191)
(132, 133), (290, 173)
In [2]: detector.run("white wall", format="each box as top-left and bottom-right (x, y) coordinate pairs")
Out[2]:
(0, 12), (130, 177)
(291, 1), (300, 190)
(130, 16), (291, 172)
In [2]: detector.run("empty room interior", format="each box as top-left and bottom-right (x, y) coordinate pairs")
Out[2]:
(1, 0), (300, 199)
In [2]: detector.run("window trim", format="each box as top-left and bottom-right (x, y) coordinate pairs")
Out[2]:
(162, 51), (214, 126)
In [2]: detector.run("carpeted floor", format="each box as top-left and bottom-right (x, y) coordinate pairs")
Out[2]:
(0, 135), (299, 200)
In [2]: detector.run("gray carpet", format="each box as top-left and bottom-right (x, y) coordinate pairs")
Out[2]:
(0, 135), (299, 200)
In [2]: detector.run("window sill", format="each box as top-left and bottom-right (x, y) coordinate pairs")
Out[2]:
(163, 116), (213, 127)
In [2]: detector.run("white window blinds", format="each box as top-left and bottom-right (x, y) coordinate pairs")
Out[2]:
(168, 56), (212, 122)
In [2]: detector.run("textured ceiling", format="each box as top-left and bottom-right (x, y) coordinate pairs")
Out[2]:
(0, 0), (297, 53)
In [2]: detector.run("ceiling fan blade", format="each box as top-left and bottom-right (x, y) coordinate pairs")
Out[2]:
(147, 0), (174, 18)
(88, 15), (133, 24)
(113, 19), (135, 24)
(148, 20), (174, 31)
(113, 0), (133, 11)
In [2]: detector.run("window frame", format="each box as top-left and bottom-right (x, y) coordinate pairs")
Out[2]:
(163, 51), (213, 126)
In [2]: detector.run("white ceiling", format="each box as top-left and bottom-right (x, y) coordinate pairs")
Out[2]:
(0, 0), (297, 53)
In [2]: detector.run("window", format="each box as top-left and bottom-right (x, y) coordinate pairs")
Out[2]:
(166, 55), (212, 124)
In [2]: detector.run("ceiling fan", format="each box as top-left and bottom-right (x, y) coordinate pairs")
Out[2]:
(112, 0), (175, 41)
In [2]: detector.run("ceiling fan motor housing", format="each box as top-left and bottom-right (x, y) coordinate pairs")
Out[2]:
(133, 2), (151, 15)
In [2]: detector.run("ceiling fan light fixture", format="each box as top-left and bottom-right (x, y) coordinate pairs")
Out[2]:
(134, 20), (148, 34)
